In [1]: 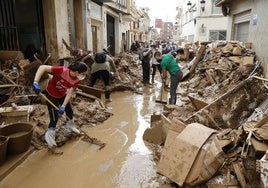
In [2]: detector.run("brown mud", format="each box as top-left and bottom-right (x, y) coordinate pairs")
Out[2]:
(0, 85), (174, 188)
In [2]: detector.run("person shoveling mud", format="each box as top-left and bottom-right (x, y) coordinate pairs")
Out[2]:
(33, 62), (88, 154)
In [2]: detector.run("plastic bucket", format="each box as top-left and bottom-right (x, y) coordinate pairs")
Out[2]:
(0, 136), (9, 165)
(0, 122), (33, 154)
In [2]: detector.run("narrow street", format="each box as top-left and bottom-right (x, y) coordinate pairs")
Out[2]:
(0, 84), (167, 188)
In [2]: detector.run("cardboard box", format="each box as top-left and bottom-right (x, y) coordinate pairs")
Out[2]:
(185, 135), (225, 186)
(143, 114), (183, 145)
(143, 114), (171, 145)
(157, 123), (217, 186)
(170, 117), (187, 133)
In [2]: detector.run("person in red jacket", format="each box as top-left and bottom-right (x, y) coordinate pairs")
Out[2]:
(33, 62), (88, 153)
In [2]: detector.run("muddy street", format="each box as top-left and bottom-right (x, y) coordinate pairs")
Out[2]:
(0, 85), (169, 188)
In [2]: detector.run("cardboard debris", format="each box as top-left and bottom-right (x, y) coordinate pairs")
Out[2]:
(143, 114), (173, 145)
(232, 162), (248, 188)
(188, 95), (208, 111)
(185, 135), (225, 186)
(169, 117), (187, 133)
(186, 78), (266, 130)
(251, 137), (268, 154)
(256, 154), (268, 188)
(143, 117), (165, 144)
(252, 122), (268, 141)
(232, 46), (242, 56)
(157, 123), (217, 186)
(206, 173), (239, 188)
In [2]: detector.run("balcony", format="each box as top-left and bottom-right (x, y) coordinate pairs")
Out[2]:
(215, 0), (232, 7)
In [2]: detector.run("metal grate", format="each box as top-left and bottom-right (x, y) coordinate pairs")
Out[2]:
(0, 0), (19, 50)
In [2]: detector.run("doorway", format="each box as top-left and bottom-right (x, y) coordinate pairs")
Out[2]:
(0, 0), (45, 60)
(106, 14), (115, 55)
(91, 25), (98, 53)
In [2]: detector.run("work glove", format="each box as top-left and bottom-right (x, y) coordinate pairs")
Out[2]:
(58, 105), (65, 115)
(33, 81), (40, 94)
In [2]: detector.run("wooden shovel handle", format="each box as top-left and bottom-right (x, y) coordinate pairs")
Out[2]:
(39, 93), (59, 110)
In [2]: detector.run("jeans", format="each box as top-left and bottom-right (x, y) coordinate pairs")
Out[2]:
(142, 61), (150, 83)
(152, 64), (162, 76)
(170, 70), (183, 103)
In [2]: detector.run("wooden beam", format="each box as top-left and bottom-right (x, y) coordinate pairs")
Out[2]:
(77, 84), (103, 99)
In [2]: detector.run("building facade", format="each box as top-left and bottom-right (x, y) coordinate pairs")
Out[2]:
(216, 0), (268, 77)
(0, 0), (151, 61)
(178, 0), (228, 45)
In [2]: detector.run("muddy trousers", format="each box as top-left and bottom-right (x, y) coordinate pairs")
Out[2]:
(141, 61), (150, 84)
(89, 70), (111, 100)
(105, 90), (111, 99)
(169, 70), (183, 105)
(46, 93), (73, 128)
(151, 64), (162, 83)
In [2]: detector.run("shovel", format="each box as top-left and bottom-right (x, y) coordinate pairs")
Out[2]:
(155, 79), (167, 104)
(38, 93), (106, 150)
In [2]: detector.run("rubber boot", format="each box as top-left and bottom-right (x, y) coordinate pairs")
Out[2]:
(105, 90), (112, 102)
(169, 98), (176, 105)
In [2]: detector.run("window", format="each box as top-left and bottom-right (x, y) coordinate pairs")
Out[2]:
(209, 30), (226, 41)
(211, 0), (221, 14)
(188, 35), (194, 43)
(234, 22), (249, 42)
(233, 10), (251, 42)
(117, 0), (126, 7)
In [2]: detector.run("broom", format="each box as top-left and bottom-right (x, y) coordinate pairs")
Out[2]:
(155, 78), (167, 104)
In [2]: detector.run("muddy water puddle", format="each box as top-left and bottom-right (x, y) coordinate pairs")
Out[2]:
(0, 86), (167, 188)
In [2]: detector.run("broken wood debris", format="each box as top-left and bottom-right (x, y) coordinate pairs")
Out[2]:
(145, 40), (268, 187)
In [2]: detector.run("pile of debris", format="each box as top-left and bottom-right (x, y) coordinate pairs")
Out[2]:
(0, 49), (144, 150)
(144, 40), (268, 187)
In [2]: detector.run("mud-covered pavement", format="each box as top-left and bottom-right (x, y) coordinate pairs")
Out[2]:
(0, 84), (173, 188)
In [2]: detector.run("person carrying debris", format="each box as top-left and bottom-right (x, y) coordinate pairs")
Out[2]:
(33, 62), (88, 153)
(89, 51), (116, 102)
(150, 44), (162, 84)
(154, 51), (183, 105)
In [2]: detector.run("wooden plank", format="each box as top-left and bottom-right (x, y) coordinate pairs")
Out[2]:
(255, 114), (268, 128)
(181, 42), (208, 82)
(77, 84), (103, 99)
(232, 162), (248, 188)
(0, 84), (24, 89)
(75, 91), (98, 101)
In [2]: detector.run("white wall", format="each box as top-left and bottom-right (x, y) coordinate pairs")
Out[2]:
(180, 0), (228, 43)
(228, 0), (268, 77)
